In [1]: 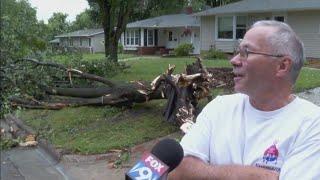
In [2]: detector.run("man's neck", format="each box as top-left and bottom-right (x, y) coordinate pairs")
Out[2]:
(249, 92), (295, 111)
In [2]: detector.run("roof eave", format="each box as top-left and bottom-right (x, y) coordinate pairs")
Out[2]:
(194, 7), (320, 17)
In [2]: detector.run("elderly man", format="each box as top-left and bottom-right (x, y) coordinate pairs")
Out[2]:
(169, 20), (320, 179)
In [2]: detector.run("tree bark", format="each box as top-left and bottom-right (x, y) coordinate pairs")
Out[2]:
(10, 57), (234, 126)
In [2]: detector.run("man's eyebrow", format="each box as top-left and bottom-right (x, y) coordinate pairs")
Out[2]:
(238, 43), (249, 49)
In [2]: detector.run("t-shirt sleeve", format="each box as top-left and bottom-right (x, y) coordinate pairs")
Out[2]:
(280, 115), (320, 179)
(180, 96), (221, 163)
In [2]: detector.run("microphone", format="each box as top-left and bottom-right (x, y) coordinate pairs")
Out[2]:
(125, 138), (184, 180)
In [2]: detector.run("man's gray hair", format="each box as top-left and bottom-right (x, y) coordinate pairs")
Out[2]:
(251, 20), (305, 84)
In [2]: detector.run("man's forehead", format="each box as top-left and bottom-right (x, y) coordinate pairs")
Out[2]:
(238, 38), (257, 49)
(240, 26), (275, 48)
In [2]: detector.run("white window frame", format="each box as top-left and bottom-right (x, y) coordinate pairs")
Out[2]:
(69, 38), (73, 46)
(147, 29), (154, 46)
(215, 15), (235, 41)
(134, 29), (140, 45)
(272, 12), (287, 22)
(215, 15), (248, 41)
(236, 16), (247, 40)
(168, 31), (173, 41)
(125, 28), (140, 47)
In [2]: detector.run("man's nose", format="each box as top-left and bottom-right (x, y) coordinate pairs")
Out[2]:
(230, 54), (242, 67)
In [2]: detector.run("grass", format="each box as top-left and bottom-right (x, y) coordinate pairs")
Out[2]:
(16, 54), (320, 154)
(16, 100), (178, 154)
(295, 68), (320, 92)
(111, 57), (230, 82)
(82, 53), (137, 61)
(48, 53), (137, 64)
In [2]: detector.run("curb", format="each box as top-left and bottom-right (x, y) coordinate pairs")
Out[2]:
(7, 115), (121, 164)
(7, 114), (183, 165)
(6, 115), (63, 163)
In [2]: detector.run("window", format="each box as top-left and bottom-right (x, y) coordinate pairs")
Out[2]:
(274, 16), (285, 22)
(236, 16), (247, 39)
(168, 31), (173, 41)
(135, 29), (140, 45)
(69, 38), (73, 46)
(125, 29), (140, 46)
(148, 29), (154, 46)
(80, 38), (83, 46)
(216, 15), (247, 40)
(89, 38), (91, 46)
(217, 16), (233, 39)
(126, 31), (130, 45)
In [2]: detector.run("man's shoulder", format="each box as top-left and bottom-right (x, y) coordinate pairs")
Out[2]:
(211, 93), (247, 104)
(204, 93), (247, 110)
(295, 97), (320, 115)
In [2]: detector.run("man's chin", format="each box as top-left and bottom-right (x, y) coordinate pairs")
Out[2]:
(234, 85), (245, 93)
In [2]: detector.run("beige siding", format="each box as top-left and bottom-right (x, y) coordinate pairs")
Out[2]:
(91, 33), (105, 53)
(80, 38), (90, 47)
(287, 11), (320, 58)
(247, 13), (272, 25)
(158, 29), (167, 47)
(72, 38), (80, 47)
(200, 16), (215, 51)
(200, 15), (239, 52)
(215, 41), (237, 52)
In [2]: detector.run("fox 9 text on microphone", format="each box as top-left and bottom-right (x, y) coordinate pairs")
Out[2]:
(125, 138), (184, 180)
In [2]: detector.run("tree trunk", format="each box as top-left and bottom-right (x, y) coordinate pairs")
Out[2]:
(99, 0), (111, 57)
(11, 57), (234, 127)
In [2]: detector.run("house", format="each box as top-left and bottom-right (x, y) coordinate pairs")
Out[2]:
(49, 38), (60, 51)
(194, 0), (320, 58)
(120, 13), (200, 55)
(53, 29), (104, 53)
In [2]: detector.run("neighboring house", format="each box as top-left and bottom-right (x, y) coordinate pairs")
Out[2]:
(194, 0), (320, 58)
(121, 13), (200, 55)
(54, 29), (104, 53)
(49, 38), (60, 51)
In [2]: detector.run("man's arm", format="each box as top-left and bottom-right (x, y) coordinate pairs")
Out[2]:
(168, 156), (279, 180)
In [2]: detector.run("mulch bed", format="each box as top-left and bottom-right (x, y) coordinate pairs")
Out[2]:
(306, 59), (320, 69)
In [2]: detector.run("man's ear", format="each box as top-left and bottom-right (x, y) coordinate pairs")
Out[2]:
(276, 57), (292, 77)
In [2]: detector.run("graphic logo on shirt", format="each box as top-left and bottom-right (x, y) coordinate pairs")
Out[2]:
(263, 142), (279, 164)
(254, 141), (282, 173)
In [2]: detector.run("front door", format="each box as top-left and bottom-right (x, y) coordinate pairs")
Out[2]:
(166, 30), (178, 49)
(192, 29), (200, 54)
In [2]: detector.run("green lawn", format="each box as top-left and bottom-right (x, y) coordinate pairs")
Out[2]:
(295, 68), (320, 92)
(48, 53), (137, 64)
(16, 55), (320, 154)
(112, 57), (230, 82)
(17, 100), (177, 154)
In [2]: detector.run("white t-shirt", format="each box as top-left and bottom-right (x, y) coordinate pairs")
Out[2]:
(181, 93), (320, 179)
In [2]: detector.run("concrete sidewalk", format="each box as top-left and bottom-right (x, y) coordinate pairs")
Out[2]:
(1, 133), (182, 180)
(1, 147), (66, 180)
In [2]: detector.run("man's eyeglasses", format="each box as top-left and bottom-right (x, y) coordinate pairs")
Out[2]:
(235, 47), (285, 59)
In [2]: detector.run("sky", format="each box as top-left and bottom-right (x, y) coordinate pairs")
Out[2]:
(29, 0), (89, 23)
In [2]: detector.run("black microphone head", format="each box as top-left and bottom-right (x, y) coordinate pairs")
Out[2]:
(150, 138), (184, 172)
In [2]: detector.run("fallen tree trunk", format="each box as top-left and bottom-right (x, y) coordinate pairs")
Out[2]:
(10, 57), (234, 126)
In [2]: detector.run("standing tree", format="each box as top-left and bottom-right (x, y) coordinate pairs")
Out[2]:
(0, 0), (47, 118)
(70, 9), (100, 31)
(47, 12), (70, 40)
(87, 0), (134, 62)
(86, 0), (191, 62)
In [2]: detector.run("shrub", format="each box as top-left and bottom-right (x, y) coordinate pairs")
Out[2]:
(203, 48), (227, 60)
(76, 59), (127, 77)
(118, 43), (124, 53)
(174, 43), (194, 56)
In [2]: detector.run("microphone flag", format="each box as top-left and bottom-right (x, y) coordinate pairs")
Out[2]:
(126, 152), (169, 180)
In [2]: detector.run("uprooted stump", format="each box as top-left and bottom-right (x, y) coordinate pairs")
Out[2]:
(9, 57), (234, 128)
(150, 57), (234, 130)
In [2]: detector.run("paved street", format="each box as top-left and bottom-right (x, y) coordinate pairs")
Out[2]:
(1, 147), (67, 180)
